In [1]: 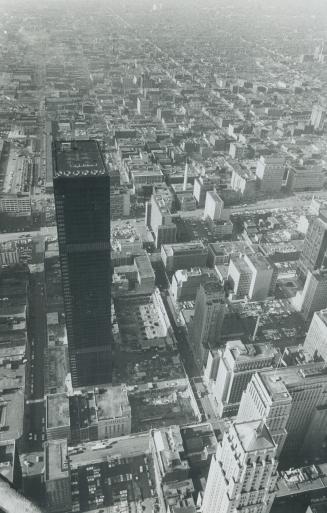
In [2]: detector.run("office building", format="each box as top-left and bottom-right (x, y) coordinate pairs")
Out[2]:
(237, 372), (292, 457)
(161, 241), (208, 273)
(110, 185), (130, 219)
(286, 161), (324, 192)
(213, 341), (277, 418)
(244, 253), (275, 301)
(256, 155), (285, 193)
(171, 268), (205, 303)
(304, 309), (327, 361)
(298, 211), (327, 278)
(193, 176), (215, 207)
(53, 140), (112, 388)
(294, 269), (327, 320)
(310, 103), (326, 131)
(202, 420), (278, 513)
(238, 365), (327, 467)
(0, 194), (31, 216)
(228, 253), (275, 301)
(302, 403), (327, 462)
(230, 162), (257, 200)
(228, 256), (252, 298)
(191, 280), (226, 369)
(148, 189), (177, 249)
(204, 190), (224, 221)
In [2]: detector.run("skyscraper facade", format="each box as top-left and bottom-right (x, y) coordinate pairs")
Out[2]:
(304, 309), (327, 361)
(298, 211), (327, 279)
(53, 140), (112, 388)
(202, 420), (278, 513)
(191, 280), (226, 369)
(237, 365), (327, 467)
(213, 341), (277, 418)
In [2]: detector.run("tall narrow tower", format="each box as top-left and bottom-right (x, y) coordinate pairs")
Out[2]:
(183, 162), (188, 191)
(202, 420), (278, 513)
(53, 140), (112, 388)
(191, 280), (226, 370)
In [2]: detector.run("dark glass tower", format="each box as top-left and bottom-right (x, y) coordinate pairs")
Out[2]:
(53, 140), (111, 388)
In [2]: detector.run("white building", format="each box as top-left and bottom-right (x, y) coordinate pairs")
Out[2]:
(202, 420), (278, 513)
(204, 191), (224, 221)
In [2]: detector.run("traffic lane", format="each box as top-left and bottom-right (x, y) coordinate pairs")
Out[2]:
(27, 273), (46, 400)
(160, 290), (200, 378)
(23, 402), (46, 453)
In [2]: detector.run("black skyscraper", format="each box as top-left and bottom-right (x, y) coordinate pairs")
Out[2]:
(53, 140), (111, 388)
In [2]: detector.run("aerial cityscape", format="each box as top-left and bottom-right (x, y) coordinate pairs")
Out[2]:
(1, 0), (327, 512)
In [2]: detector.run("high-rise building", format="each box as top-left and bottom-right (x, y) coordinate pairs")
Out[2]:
(202, 420), (278, 513)
(237, 365), (327, 467)
(237, 372), (292, 457)
(228, 253), (275, 301)
(298, 211), (327, 279)
(204, 190), (224, 221)
(310, 103), (326, 131)
(213, 340), (277, 418)
(228, 256), (252, 298)
(295, 269), (327, 320)
(161, 241), (208, 273)
(148, 189), (176, 248)
(244, 253), (275, 301)
(256, 155), (285, 193)
(53, 140), (112, 388)
(304, 309), (327, 361)
(193, 176), (215, 207)
(191, 280), (226, 369)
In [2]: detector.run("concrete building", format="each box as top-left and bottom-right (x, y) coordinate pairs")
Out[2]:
(302, 404), (327, 462)
(161, 241), (208, 273)
(310, 103), (326, 131)
(238, 365), (327, 467)
(46, 386), (131, 444)
(110, 186), (131, 219)
(193, 176), (215, 207)
(237, 372), (292, 457)
(230, 162), (257, 200)
(204, 191), (224, 221)
(293, 269), (327, 320)
(286, 161), (324, 192)
(256, 155), (285, 193)
(148, 191), (177, 249)
(228, 256), (252, 299)
(212, 341), (277, 418)
(44, 439), (71, 513)
(202, 420), (278, 513)
(0, 440), (22, 489)
(0, 194), (31, 216)
(171, 268), (205, 303)
(228, 253), (275, 301)
(191, 280), (226, 369)
(46, 393), (71, 442)
(304, 309), (327, 361)
(244, 253), (275, 301)
(298, 212), (327, 278)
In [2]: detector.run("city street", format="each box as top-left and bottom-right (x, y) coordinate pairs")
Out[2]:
(24, 271), (47, 453)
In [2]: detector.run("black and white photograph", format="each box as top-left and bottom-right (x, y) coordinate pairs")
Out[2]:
(0, 0), (327, 512)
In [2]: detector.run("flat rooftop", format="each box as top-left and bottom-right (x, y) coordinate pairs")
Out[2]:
(46, 393), (70, 430)
(45, 439), (69, 481)
(95, 386), (130, 421)
(53, 139), (108, 178)
(260, 364), (327, 401)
